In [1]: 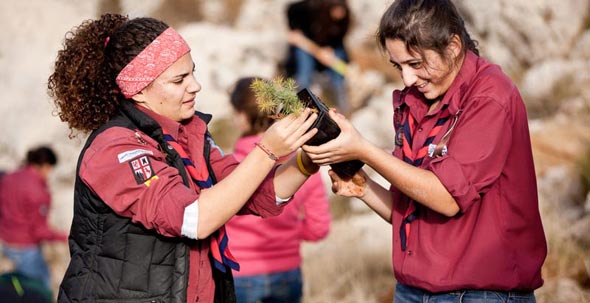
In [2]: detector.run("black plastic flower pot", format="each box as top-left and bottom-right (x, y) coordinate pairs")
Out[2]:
(297, 88), (364, 180)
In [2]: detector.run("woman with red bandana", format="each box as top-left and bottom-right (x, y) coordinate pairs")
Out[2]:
(47, 14), (319, 303)
(304, 0), (547, 302)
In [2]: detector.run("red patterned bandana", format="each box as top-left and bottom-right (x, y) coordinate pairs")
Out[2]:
(116, 27), (191, 98)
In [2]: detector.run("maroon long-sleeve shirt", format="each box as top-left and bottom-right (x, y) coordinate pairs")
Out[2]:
(0, 166), (67, 246)
(390, 51), (547, 292)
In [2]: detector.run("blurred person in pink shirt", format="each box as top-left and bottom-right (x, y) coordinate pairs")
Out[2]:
(0, 146), (68, 289)
(225, 77), (331, 303)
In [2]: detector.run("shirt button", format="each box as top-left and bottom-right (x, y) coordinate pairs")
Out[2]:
(407, 250), (413, 256)
(418, 128), (423, 132)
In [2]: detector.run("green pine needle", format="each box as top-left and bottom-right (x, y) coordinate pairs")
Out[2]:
(250, 77), (303, 118)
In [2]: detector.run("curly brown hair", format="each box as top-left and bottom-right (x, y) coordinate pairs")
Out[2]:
(47, 14), (169, 135)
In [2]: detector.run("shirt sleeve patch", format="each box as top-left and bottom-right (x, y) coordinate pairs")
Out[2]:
(118, 149), (154, 163)
(129, 156), (155, 184)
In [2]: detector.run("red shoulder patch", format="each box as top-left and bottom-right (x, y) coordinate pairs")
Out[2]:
(129, 156), (154, 184)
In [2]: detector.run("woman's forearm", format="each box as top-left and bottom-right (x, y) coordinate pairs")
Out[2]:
(273, 156), (312, 199)
(359, 178), (394, 223)
(197, 146), (276, 238)
(361, 144), (459, 217)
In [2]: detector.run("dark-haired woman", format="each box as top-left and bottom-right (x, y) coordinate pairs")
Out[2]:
(48, 14), (319, 303)
(0, 146), (67, 290)
(304, 0), (547, 302)
(224, 77), (331, 303)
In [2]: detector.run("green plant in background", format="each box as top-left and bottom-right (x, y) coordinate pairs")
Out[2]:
(250, 77), (304, 118)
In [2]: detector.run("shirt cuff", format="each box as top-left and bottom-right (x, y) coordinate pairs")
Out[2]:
(276, 195), (292, 205)
(181, 199), (199, 240)
(428, 156), (480, 213)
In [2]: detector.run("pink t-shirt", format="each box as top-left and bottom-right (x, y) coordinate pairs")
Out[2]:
(225, 135), (331, 276)
(390, 51), (547, 292)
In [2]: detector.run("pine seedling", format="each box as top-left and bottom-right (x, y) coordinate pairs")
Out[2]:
(250, 77), (304, 119)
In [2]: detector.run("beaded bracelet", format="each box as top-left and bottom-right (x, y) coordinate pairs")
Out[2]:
(254, 142), (278, 161)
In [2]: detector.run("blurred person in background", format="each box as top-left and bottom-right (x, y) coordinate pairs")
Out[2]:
(225, 77), (331, 303)
(303, 0), (547, 302)
(47, 14), (320, 303)
(0, 146), (68, 290)
(285, 0), (352, 116)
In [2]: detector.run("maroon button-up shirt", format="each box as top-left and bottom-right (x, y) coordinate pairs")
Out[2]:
(0, 166), (67, 246)
(80, 106), (284, 302)
(390, 51), (547, 292)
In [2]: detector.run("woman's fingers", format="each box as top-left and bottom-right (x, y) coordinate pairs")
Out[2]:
(328, 170), (342, 194)
(328, 169), (367, 197)
(283, 108), (318, 145)
(292, 111), (318, 146)
(303, 147), (336, 166)
(301, 110), (364, 165)
(273, 109), (315, 143)
(328, 108), (347, 128)
(302, 135), (347, 165)
(261, 108), (318, 157)
(275, 108), (311, 132)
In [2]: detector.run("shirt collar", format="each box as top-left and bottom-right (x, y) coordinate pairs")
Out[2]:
(134, 105), (188, 138)
(444, 50), (479, 115)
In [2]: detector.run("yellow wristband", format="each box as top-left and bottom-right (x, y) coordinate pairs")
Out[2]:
(296, 150), (315, 176)
(331, 60), (348, 76)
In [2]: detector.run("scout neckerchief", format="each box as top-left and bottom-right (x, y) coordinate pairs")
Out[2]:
(163, 130), (240, 273)
(399, 96), (452, 251)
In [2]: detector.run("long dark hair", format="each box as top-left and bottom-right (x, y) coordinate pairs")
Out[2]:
(229, 77), (273, 137)
(376, 0), (478, 66)
(47, 14), (169, 134)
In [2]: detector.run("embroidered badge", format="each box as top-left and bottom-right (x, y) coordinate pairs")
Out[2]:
(129, 156), (154, 184)
(118, 148), (153, 163)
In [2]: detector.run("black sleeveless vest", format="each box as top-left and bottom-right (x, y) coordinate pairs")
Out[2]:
(58, 102), (235, 303)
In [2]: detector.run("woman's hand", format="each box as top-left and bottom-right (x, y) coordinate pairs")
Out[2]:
(316, 47), (337, 67)
(328, 169), (368, 198)
(303, 109), (366, 165)
(260, 108), (318, 158)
